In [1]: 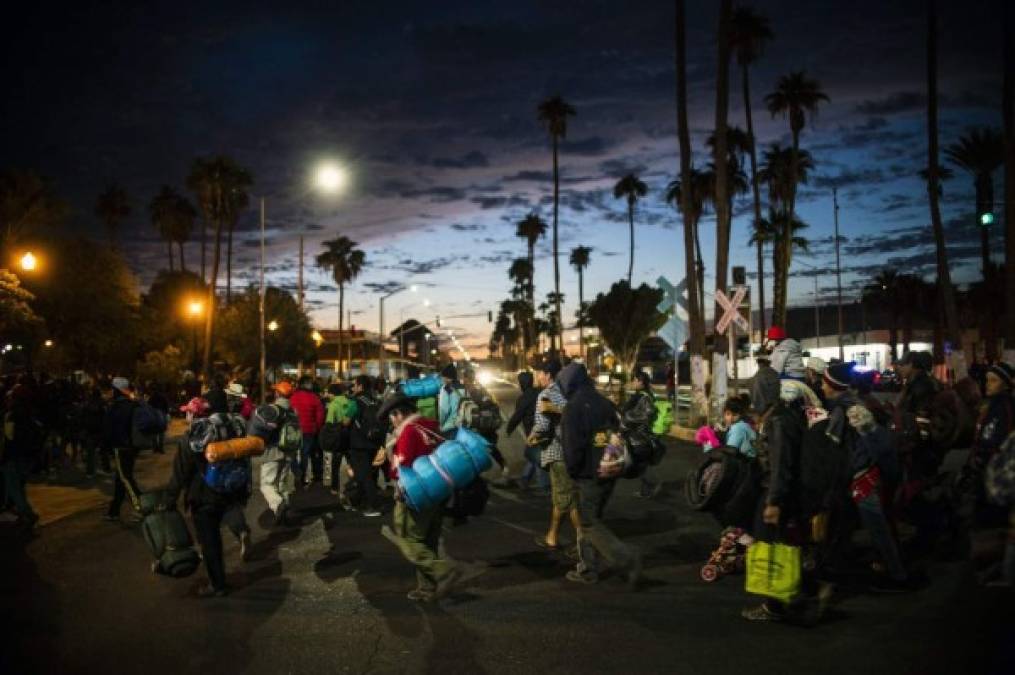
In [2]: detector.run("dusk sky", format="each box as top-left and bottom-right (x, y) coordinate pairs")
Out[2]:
(2, 0), (1004, 354)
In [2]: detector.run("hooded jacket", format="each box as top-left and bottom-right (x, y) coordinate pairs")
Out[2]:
(506, 371), (539, 437)
(769, 338), (806, 379)
(558, 363), (619, 480)
(290, 387), (325, 435)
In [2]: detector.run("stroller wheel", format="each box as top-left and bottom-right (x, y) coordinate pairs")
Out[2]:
(700, 564), (719, 582)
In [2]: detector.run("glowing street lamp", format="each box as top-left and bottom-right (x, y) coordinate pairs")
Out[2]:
(268, 320), (279, 332)
(44, 339), (54, 348)
(20, 251), (37, 271)
(188, 300), (204, 317)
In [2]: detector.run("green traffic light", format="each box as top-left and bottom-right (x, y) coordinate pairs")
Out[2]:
(980, 212), (994, 226)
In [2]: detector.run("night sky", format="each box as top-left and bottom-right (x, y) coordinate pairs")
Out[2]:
(2, 1), (1003, 353)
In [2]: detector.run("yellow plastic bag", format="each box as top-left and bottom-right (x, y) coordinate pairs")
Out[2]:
(745, 541), (801, 603)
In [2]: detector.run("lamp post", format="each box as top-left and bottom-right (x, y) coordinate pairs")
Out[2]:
(187, 299), (204, 371)
(378, 284), (417, 381)
(19, 251), (37, 272)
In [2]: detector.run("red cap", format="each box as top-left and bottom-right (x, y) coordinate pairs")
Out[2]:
(767, 326), (786, 341)
(179, 397), (211, 417)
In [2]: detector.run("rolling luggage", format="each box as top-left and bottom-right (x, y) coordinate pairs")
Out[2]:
(137, 491), (200, 578)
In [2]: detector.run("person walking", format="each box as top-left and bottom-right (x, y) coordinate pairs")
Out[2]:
(558, 362), (642, 588)
(103, 377), (142, 522)
(79, 385), (106, 476)
(250, 390), (300, 526)
(346, 375), (384, 517)
(506, 371), (545, 492)
(2, 386), (40, 529)
(324, 382), (355, 495)
(461, 368), (509, 481)
(290, 375), (325, 487)
(146, 381), (170, 454)
(437, 364), (464, 439)
(624, 370), (661, 498)
(528, 358), (577, 551)
(378, 393), (462, 602)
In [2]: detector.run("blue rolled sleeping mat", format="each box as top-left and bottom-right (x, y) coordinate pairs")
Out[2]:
(398, 429), (494, 510)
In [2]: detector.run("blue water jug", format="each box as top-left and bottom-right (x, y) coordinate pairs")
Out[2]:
(401, 374), (441, 399)
(455, 427), (494, 473)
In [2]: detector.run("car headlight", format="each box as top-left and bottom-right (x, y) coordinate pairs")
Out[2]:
(477, 369), (494, 386)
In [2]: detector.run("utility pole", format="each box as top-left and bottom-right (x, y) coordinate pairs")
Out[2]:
(259, 198), (266, 403)
(814, 276), (820, 349)
(834, 187), (845, 361)
(297, 235), (304, 378)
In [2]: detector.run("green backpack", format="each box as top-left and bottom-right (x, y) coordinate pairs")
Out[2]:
(652, 399), (674, 436)
(417, 396), (438, 421)
(279, 414), (303, 455)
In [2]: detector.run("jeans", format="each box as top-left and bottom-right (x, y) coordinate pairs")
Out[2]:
(299, 433), (322, 482)
(193, 503), (228, 590)
(575, 477), (636, 576)
(390, 500), (452, 591)
(348, 448), (380, 510)
(108, 448), (141, 516)
(3, 456), (36, 519)
(260, 454), (293, 513)
(520, 446), (549, 490)
(856, 492), (907, 581)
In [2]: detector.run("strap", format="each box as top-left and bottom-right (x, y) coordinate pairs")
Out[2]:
(427, 454), (455, 490)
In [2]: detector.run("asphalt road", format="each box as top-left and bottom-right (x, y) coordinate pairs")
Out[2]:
(2, 379), (1012, 675)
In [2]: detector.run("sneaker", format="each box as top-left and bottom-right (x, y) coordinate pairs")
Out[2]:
(361, 509), (382, 518)
(407, 588), (434, 602)
(195, 584), (229, 599)
(239, 531), (252, 562)
(565, 569), (598, 585)
(741, 603), (783, 622)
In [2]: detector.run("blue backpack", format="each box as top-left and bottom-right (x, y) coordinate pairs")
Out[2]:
(204, 458), (252, 494)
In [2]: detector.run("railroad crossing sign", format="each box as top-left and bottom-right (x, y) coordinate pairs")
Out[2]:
(715, 286), (749, 335)
(656, 275), (688, 315)
(657, 316), (688, 352)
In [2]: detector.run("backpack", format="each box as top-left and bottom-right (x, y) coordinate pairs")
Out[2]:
(652, 399), (674, 436)
(131, 402), (168, 449)
(354, 395), (386, 447)
(797, 418), (852, 518)
(457, 398), (503, 434)
(447, 477), (490, 519)
(203, 458), (252, 494)
(278, 415), (303, 455)
(319, 421), (344, 454)
(417, 396), (438, 421)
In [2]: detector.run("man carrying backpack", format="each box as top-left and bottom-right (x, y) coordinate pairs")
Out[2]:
(252, 388), (301, 526)
(103, 377), (142, 522)
(290, 375), (325, 488)
(461, 368), (509, 482)
(558, 362), (642, 587)
(346, 375), (384, 517)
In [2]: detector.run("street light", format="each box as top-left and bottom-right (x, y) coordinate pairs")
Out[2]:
(185, 298), (204, 370)
(19, 251), (37, 272)
(188, 300), (203, 317)
(43, 339), (53, 348)
(378, 284), (420, 380)
(268, 320), (279, 332)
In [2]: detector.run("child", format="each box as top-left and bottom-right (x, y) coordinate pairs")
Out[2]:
(722, 396), (757, 458)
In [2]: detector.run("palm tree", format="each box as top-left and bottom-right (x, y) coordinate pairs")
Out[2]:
(730, 4), (774, 334)
(711, 0), (735, 348)
(0, 169), (68, 256)
(95, 185), (130, 249)
(316, 236), (365, 377)
(537, 95), (576, 353)
(515, 213), (547, 357)
(613, 173), (648, 283)
(1004, 1), (1015, 360)
(169, 194), (196, 273)
(665, 167), (711, 333)
(863, 269), (903, 361)
(149, 186), (181, 271)
(925, 0), (962, 374)
(675, 0), (705, 422)
(945, 127), (1003, 276)
(765, 71), (829, 327)
(186, 156), (254, 377)
(570, 245), (592, 361)
(761, 210), (809, 292)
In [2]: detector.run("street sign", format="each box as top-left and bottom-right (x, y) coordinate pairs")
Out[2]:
(656, 275), (688, 315)
(657, 315), (688, 352)
(715, 286), (748, 335)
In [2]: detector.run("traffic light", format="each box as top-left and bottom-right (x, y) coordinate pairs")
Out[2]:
(980, 212), (995, 226)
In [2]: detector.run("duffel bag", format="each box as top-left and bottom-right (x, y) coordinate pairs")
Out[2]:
(141, 496), (200, 578)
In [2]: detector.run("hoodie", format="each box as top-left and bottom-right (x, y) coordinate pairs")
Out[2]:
(506, 371), (539, 437)
(769, 338), (806, 380)
(558, 363), (619, 480)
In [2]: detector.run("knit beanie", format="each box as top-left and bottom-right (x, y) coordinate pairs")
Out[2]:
(823, 362), (853, 392)
(987, 362), (1014, 389)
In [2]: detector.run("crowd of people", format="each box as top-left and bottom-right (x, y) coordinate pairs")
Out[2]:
(3, 325), (1014, 616)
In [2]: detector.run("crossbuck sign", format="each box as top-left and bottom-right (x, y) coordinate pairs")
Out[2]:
(714, 287), (748, 335)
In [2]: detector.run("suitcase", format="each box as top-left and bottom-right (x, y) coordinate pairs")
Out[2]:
(205, 435), (265, 463)
(138, 492), (200, 578)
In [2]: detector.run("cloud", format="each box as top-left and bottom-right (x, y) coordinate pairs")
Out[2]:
(470, 194), (531, 210)
(362, 280), (404, 294)
(398, 185), (467, 202)
(854, 91), (926, 115)
(812, 168), (885, 189)
(425, 150), (489, 169)
(503, 169), (552, 182)
(449, 222), (484, 232)
(562, 136), (611, 156)
(599, 158), (648, 178)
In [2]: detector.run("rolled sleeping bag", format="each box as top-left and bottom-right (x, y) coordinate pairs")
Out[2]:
(432, 441), (475, 487)
(413, 452), (454, 505)
(397, 437), (489, 511)
(455, 427), (494, 473)
(205, 435), (265, 463)
(397, 466), (432, 511)
(401, 374), (441, 399)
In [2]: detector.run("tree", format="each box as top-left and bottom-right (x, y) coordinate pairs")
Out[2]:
(139, 269), (207, 357)
(761, 209), (809, 291)
(95, 184), (130, 249)
(316, 236), (365, 377)
(224, 187), (250, 304)
(0, 268), (39, 336)
(515, 213), (547, 357)
(570, 245), (592, 362)
(186, 156), (254, 377)
(730, 4), (774, 334)
(612, 173), (648, 284)
(169, 193), (197, 272)
(924, 0), (963, 375)
(587, 280), (666, 375)
(758, 143), (815, 325)
(150, 186), (183, 271)
(765, 71), (829, 327)
(675, 0), (706, 422)
(218, 287), (316, 372)
(136, 345), (188, 394)
(945, 127), (1003, 276)
(28, 237), (140, 373)
(665, 167), (712, 334)
(711, 0), (735, 357)
(0, 170), (68, 257)
(1005, 0), (1015, 361)
(537, 95), (576, 353)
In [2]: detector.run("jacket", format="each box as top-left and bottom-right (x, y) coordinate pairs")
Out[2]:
(438, 383), (464, 433)
(622, 389), (656, 448)
(348, 393), (382, 451)
(290, 388), (325, 434)
(506, 372), (539, 437)
(769, 338), (806, 379)
(558, 363), (618, 480)
(532, 383), (566, 467)
(326, 395), (356, 424)
(757, 402), (806, 511)
(973, 394), (1015, 465)
(898, 370), (938, 418)
(725, 418), (757, 458)
(751, 364), (781, 414)
(103, 393), (136, 450)
(388, 414), (441, 481)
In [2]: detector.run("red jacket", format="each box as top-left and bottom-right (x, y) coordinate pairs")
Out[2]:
(389, 415), (440, 480)
(289, 389), (325, 434)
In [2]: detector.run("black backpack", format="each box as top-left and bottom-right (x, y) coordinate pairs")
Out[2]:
(354, 395), (385, 447)
(448, 477), (490, 519)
